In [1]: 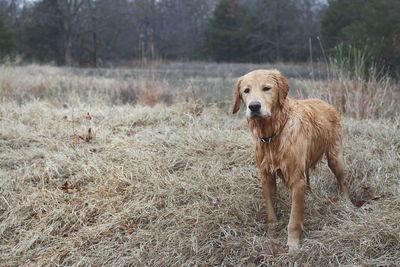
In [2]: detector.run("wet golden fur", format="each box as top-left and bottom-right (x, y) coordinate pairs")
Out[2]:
(232, 69), (351, 251)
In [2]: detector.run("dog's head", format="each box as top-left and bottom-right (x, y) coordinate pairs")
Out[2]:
(232, 69), (289, 119)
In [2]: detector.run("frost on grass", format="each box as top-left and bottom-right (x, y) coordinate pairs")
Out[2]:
(0, 100), (399, 266)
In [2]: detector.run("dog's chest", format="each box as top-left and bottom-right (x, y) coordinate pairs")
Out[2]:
(255, 144), (284, 172)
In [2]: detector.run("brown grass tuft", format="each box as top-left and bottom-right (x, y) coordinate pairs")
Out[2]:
(136, 82), (170, 107)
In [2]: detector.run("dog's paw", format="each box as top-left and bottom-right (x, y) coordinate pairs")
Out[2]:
(287, 239), (300, 254)
(267, 222), (279, 237)
(288, 245), (300, 254)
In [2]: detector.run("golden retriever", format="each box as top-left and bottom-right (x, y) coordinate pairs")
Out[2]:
(232, 69), (351, 252)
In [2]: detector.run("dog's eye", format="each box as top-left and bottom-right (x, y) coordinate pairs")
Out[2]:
(263, 87), (271, 92)
(244, 88), (250, 94)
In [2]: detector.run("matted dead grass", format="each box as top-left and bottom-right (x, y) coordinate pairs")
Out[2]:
(1, 99), (399, 266)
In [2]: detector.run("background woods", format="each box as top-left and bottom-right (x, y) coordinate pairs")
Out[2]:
(0, 0), (219, 66)
(0, 0), (399, 73)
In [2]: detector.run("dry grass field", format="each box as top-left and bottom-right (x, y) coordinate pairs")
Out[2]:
(1, 63), (399, 266)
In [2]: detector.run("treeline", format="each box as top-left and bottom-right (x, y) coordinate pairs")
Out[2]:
(0, 0), (399, 71)
(0, 0), (218, 66)
(205, 0), (325, 62)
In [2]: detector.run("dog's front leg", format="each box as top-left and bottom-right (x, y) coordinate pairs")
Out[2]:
(287, 178), (306, 252)
(261, 171), (277, 223)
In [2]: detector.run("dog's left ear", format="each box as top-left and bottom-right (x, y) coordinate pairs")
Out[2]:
(276, 72), (289, 109)
(232, 78), (242, 114)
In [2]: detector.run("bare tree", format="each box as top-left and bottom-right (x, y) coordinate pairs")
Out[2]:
(80, 0), (135, 66)
(0, 0), (25, 26)
(57, 0), (85, 66)
(156, 0), (216, 58)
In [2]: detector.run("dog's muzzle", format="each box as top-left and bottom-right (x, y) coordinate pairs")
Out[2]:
(247, 100), (266, 118)
(248, 101), (261, 112)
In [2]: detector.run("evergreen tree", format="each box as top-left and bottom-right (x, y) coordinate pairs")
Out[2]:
(0, 16), (15, 57)
(321, 0), (400, 71)
(204, 0), (247, 62)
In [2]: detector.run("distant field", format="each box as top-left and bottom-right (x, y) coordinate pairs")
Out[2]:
(1, 62), (397, 118)
(0, 63), (399, 266)
(0, 62), (322, 105)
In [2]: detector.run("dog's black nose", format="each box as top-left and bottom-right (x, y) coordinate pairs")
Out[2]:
(248, 101), (261, 112)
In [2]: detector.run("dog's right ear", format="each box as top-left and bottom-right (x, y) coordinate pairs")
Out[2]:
(232, 78), (242, 114)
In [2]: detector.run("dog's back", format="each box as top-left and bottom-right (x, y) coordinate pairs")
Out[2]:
(287, 98), (342, 169)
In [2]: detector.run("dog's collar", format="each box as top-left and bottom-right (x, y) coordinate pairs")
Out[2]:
(261, 116), (289, 144)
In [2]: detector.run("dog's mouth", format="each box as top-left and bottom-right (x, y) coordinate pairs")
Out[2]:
(248, 112), (270, 119)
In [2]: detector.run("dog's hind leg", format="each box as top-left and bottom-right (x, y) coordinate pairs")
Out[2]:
(326, 147), (351, 201)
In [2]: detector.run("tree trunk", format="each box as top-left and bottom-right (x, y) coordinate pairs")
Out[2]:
(93, 30), (97, 67)
(65, 37), (73, 66)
